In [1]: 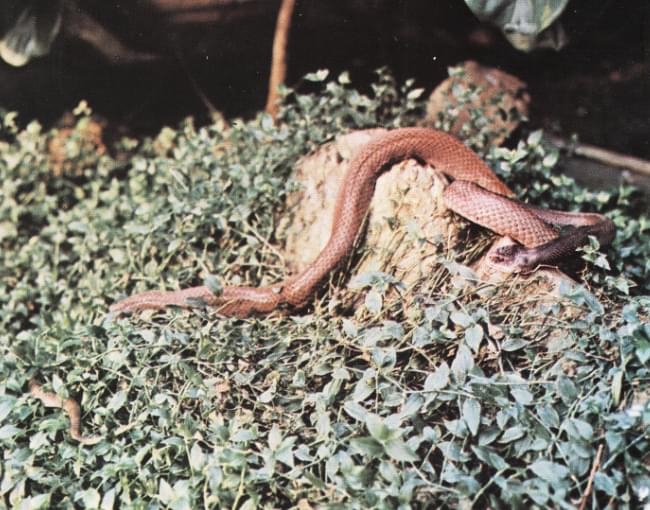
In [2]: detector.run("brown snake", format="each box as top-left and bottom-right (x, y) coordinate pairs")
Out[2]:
(29, 379), (101, 445)
(110, 127), (615, 318)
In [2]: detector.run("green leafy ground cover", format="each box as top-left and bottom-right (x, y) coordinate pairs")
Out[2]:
(0, 70), (649, 509)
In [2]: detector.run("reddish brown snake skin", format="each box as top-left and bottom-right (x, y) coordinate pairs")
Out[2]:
(29, 379), (101, 445)
(110, 127), (615, 318)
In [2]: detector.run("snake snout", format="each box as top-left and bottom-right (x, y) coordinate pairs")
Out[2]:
(488, 243), (535, 272)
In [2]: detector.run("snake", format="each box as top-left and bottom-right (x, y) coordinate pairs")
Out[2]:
(110, 127), (615, 318)
(28, 379), (101, 445)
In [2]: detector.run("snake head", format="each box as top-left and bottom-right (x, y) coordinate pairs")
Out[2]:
(488, 243), (536, 272)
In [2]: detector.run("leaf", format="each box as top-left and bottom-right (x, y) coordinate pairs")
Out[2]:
(635, 338), (650, 364)
(462, 399), (481, 436)
(542, 150), (559, 168)
(471, 445), (508, 471)
(511, 388), (533, 406)
(529, 460), (569, 483)
(341, 319), (358, 337)
(189, 443), (205, 471)
(424, 362), (450, 391)
(407, 88), (425, 100)
(203, 274), (223, 296)
(537, 405), (560, 429)
(0, 397), (15, 423)
(365, 290), (382, 314)
(75, 489), (100, 509)
(158, 479), (174, 505)
(399, 394), (424, 419)
(498, 426), (525, 443)
(611, 370), (623, 406)
(275, 441), (295, 468)
(501, 338), (529, 351)
(23, 494), (51, 509)
(268, 424), (282, 451)
(593, 472), (618, 496)
(352, 377), (374, 402)
(0, 425), (20, 440)
(304, 69), (329, 81)
(465, 324), (483, 352)
(350, 437), (384, 457)
(365, 414), (391, 442)
(556, 376), (578, 404)
(343, 401), (368, 422)
(107, 390), (127, 412)
(527, 130), (543, 146)
(231, 429), (257, 442)
(450, 311), (473, 328)
(451, 345), (474, 382)
(384, 438), (418, 462)
(570, 419), (594, 441)
(444, 419), (468, 438)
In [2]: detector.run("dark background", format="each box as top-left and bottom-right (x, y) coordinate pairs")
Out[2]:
(1, 0), (648, 158)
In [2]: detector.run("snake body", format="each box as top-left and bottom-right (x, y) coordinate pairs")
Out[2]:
(29, 379), (101, 445)
(110, 127), (615, 317)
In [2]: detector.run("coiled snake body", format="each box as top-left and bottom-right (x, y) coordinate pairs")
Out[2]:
(111, 127), (615, 317)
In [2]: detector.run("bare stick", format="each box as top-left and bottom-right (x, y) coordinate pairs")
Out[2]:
(578, 444), (604, 510)
(548, 135), (650, 178)
(265, 0), (296, 119)
(64, 1), (158, 64)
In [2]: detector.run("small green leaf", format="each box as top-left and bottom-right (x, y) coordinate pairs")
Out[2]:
(527, 130), (543, 146)
(501, 338), (528, 351)
(350, 437), (384, 457)
(511, 388), (533, 406)
(189, 443), (205, 471)
(450, 310), (473, 328)
(304, 69), (329, 82)
(268, 424), (282, 451)
(204, 274), (223, 296)
(537, 405), (560, 429)
(635, 338), (650, 364)
(465, 324), (483, 352)
(365, 290), (383, 314)
(593, 472), (618, 496)
(0, 425), (20, 440)
(451, 345), (474, 382)
(498, 426), (525, 443)
(611, 370), (623, 406)
(384, 438), (418, 462)
(407, 88), (425, 100)
(365, 414), (391, 442)
(556, 376), (578, 403)
(107, 390), (127, 412)
(462, 399), (481, 436)
(341, 319), (358, 337)
(424, 362), (449, 391)
(570, 419), (594, 441)
(75, 489), (100, 509)
(529, 460), (569, 483)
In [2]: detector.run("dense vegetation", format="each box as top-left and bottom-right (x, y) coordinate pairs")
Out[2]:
(0, 70), (648, 508)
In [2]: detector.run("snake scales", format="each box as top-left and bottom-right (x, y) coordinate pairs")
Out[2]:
(110, 127), (615, 318)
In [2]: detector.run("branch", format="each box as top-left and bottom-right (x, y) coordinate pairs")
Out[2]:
(265, 0), (296, 119)
(548, 135), (650, 178)
(578, 444), (604, 510)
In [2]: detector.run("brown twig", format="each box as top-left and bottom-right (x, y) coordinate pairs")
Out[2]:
(64, 0), (159, 64)
(548, 135), (650, 178)
(578, 444), (604, 510)
(265, 0), (296, 119)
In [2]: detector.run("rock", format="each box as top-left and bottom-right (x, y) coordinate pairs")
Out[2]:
(278, 129), (466, 301)
(424, 60), (530, 147)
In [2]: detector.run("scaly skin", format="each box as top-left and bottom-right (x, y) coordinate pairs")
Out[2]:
(110, 127), (615, 318)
